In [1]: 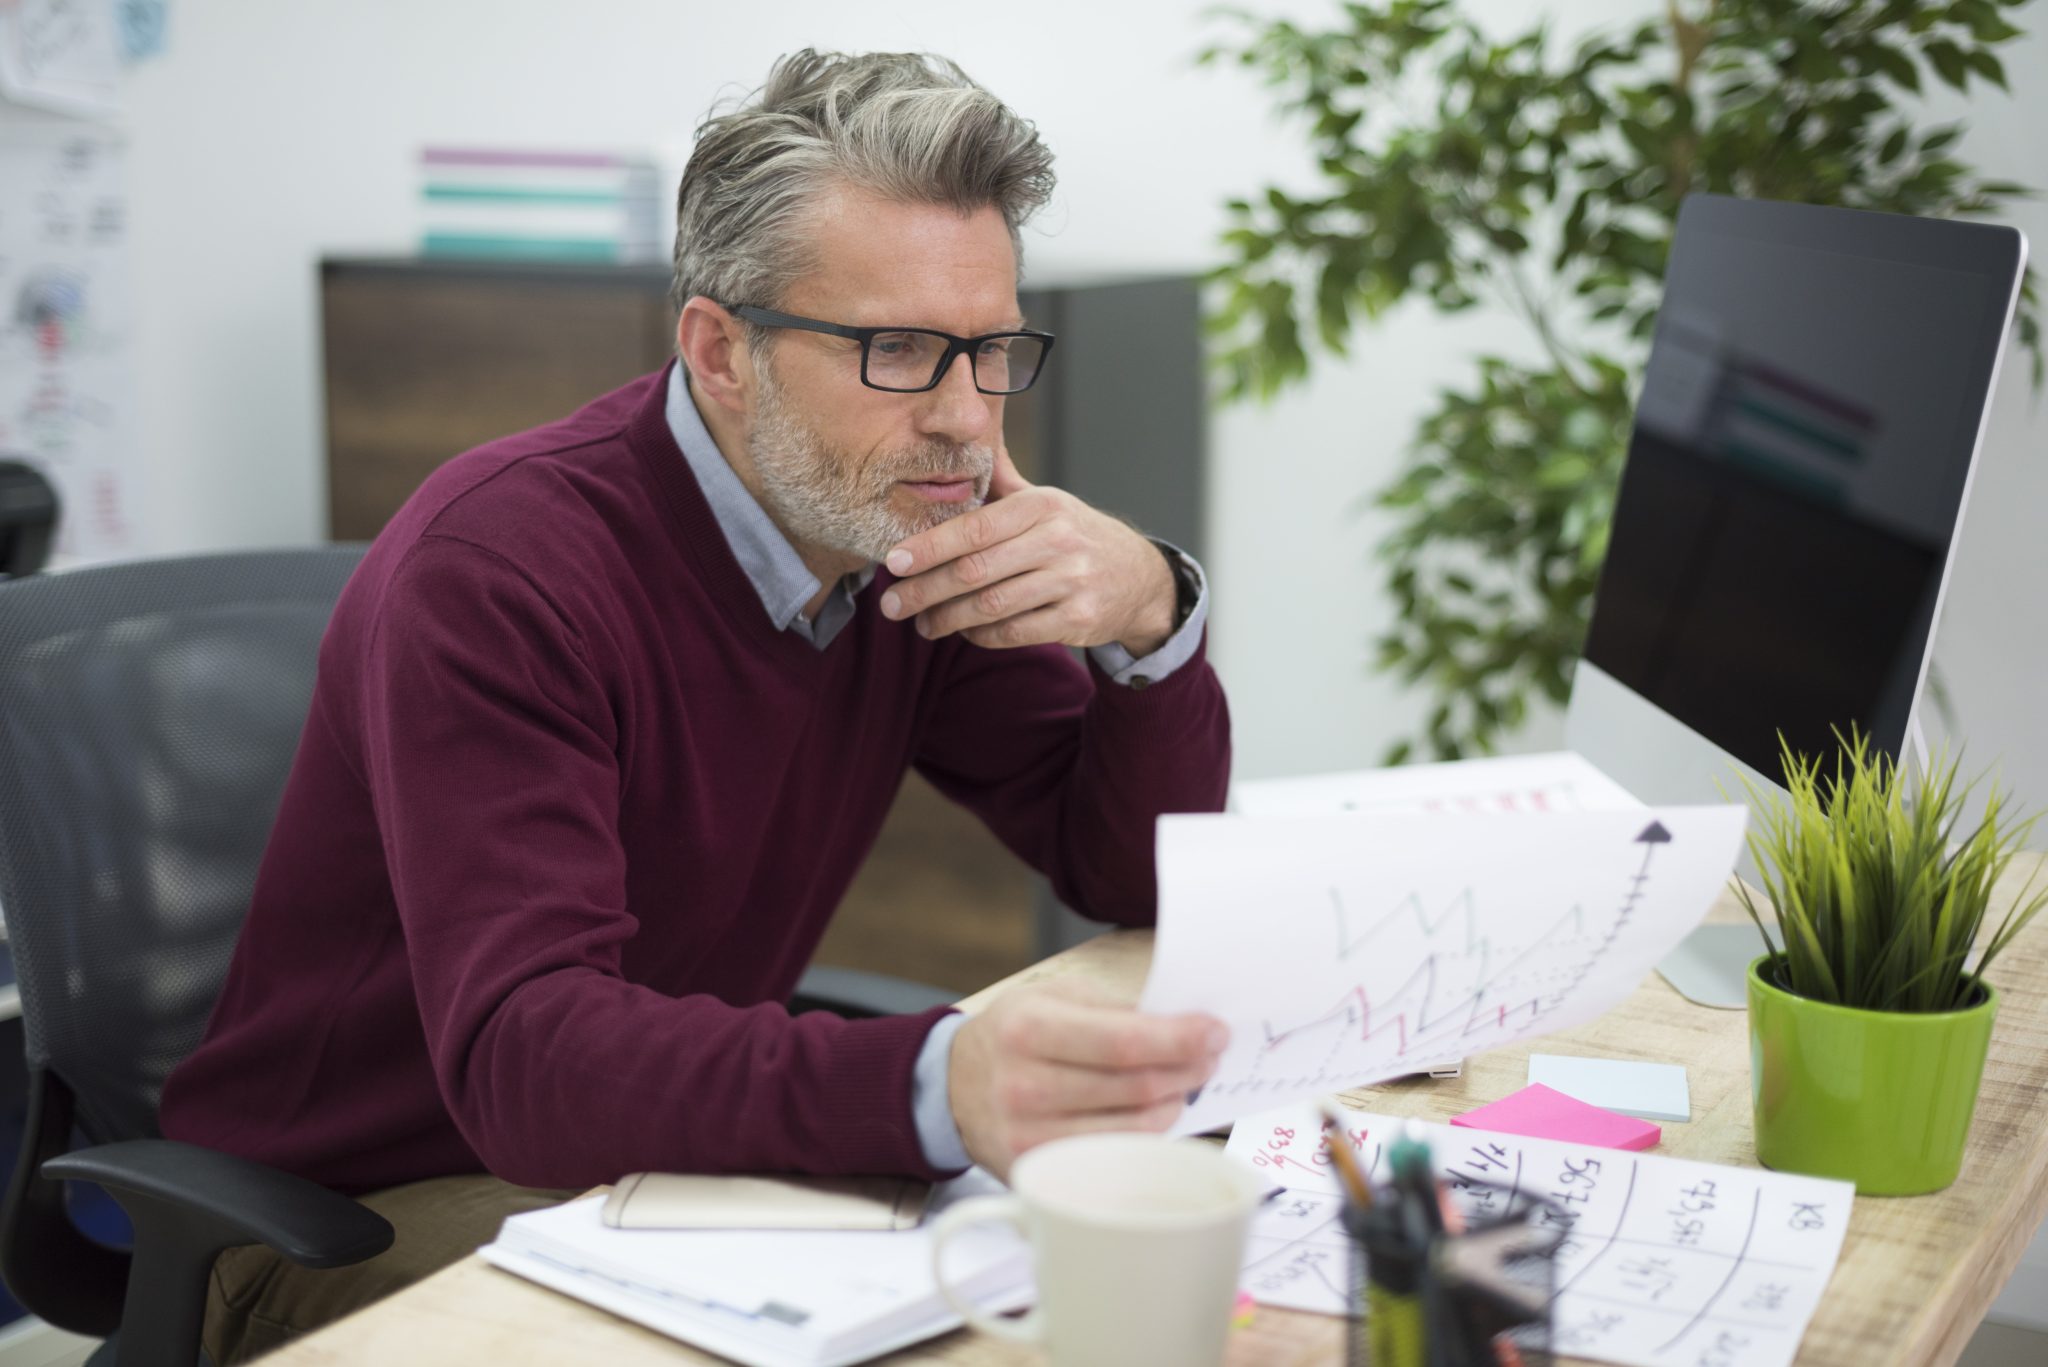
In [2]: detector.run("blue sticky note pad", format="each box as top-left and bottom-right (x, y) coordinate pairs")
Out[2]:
(1527, 1054), (1691, 1123)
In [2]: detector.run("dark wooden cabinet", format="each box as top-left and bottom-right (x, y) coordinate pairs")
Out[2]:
(322, 260), (677, 541)
(320, 257), (1204, 988)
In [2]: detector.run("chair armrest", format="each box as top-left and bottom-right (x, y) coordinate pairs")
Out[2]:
(792, 966), (955, 1019)
(42, 1138), (392, 1269)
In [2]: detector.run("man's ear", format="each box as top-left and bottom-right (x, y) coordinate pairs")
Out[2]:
(676, 297), (753, 415)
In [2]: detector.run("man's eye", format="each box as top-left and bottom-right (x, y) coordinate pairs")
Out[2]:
(978, 339), (1012, 357)
(873, 333), (927, 357)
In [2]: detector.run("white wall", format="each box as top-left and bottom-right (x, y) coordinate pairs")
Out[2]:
(1915, 31), (2048, 815)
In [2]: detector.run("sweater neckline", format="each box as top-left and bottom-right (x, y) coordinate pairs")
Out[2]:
(626, 362), (840, 664)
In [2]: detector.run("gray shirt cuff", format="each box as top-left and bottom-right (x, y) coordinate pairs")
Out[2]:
(911, 1011), (972, 1172)
(1087, 541), (1209, 688)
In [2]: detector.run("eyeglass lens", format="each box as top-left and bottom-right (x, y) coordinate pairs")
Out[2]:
(864, 332), (1047, 393)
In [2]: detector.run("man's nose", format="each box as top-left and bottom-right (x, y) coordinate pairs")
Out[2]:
(917, 350), (994, 445)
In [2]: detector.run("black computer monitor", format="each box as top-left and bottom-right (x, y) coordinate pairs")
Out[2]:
(1567, 193), (2027, 796)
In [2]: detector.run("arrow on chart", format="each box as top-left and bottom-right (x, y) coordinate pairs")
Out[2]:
(1531, 819), (1672, 1013)
(1584, 820), (1672, 959)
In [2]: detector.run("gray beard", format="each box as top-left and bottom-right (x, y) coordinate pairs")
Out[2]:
(746, 370), (994, 565)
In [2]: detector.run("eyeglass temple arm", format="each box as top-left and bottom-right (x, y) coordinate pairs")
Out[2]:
(730, 305), (865, 341)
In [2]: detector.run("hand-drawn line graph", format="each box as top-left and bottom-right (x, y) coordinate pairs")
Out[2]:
(1195, 821), (1675, 1103)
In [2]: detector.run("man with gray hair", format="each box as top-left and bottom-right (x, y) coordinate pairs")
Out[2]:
(162, 49), (1230, 1358)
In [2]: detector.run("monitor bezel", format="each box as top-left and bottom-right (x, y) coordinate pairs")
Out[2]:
(1570, 192), (2027, 795)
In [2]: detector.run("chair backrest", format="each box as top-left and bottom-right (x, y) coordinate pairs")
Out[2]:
(0, 546), (365, 1145)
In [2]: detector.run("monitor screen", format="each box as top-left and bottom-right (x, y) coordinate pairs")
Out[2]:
(1580, 195), (2024, 779)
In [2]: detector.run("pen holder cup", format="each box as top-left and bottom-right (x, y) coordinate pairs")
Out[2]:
(1343, 1184), (1563, 1367)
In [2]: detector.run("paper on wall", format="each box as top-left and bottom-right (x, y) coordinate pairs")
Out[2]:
(0, 117), (140, 561)
(0, 0), (124, 119)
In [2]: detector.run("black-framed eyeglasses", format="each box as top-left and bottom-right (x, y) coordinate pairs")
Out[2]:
(730, 304), (1055, 395)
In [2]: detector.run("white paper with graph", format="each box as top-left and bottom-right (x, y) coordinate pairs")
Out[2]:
(1227, 1103), (1852, 1367)
(1140, 808), (1748, 1137)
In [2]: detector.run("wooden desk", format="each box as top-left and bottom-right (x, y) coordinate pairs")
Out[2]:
(273, 858), (2048, 1366)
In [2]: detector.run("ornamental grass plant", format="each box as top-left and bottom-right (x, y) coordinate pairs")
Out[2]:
(1735, 729), (2048, 1013)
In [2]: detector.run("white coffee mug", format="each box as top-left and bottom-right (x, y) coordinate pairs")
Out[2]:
(929, 1133), (1263, 1367)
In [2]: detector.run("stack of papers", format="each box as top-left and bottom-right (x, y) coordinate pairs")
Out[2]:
(482, 1172), (1030, 1367)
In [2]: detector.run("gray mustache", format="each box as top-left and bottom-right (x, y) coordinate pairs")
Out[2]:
(884, 444), (995, 483)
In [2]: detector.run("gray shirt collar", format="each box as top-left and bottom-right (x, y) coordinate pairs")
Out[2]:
(664, 363), (874, 650)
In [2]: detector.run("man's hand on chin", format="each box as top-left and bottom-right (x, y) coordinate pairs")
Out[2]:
(878, 443), (1179, 657)
(945, 982), (1228, 1181)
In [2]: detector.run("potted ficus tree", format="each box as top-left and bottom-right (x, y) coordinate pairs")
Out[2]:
(1735, 730), (2048, 1195)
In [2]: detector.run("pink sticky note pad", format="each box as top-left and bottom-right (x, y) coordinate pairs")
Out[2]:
(1450, 1083), (1661, 1151)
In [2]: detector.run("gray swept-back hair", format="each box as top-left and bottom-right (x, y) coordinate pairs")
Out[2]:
(670, 50), (1056, 341)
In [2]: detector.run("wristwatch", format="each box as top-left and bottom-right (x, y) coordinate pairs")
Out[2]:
(1156, 541), (1201, 633)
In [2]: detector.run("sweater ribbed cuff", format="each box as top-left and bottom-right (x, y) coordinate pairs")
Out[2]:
(1085, 624), (1213, 716)
(817, 1003), (964, 1181)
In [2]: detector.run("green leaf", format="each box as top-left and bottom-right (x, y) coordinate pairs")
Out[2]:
(1863, 43), (1922, 91)
(1966, 48), (2009, 89)
(1924, 39), (1972, 89)
(1961, 7), (2024, 42)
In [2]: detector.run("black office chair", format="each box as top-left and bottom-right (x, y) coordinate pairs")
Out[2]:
(0, 545), (953, 1366)
(0, 547), (394, 1367)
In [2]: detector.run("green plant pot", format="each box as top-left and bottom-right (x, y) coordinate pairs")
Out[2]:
(1748, 955), (1996, 1195)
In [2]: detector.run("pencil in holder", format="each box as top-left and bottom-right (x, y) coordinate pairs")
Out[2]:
(1343, 1181), (1564, 1367)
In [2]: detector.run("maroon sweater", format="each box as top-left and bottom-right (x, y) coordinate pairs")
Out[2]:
(159, 366), (1230, 1193)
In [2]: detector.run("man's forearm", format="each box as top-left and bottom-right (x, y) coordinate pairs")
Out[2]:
(429, 981), (959, 1188)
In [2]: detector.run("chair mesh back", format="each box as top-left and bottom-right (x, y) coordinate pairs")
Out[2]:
(0, 547), (365, 1145)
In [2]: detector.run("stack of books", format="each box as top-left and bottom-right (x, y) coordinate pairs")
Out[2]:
(418, 147), (665, 264)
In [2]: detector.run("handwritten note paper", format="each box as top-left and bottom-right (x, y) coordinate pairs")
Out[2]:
(1141, 808), (1747, 1135)
(0, 0), (124, 117)
(1228, 1105), (1852, 1367)
(0, 121), (141, 561)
